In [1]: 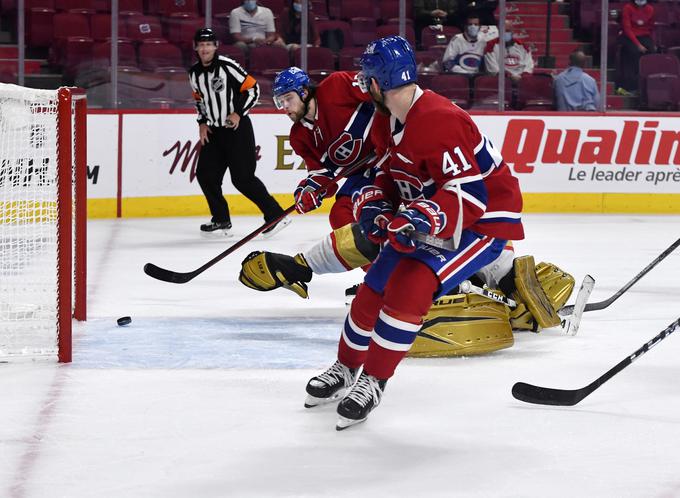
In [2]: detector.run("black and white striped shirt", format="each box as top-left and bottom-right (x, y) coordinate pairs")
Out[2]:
(188, 55), (260, 127)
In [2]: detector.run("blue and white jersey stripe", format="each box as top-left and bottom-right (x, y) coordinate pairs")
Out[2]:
(372, 310), (420, 352)
(342, 314), (372, 351)
(474, 134), (503, 177)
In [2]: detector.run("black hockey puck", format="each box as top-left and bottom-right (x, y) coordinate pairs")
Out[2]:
(117, 316), (132, 326)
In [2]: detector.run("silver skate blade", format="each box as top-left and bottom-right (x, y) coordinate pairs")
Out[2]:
(304, 390), (345, 409)
(336, 415), (367, 431)
(260, 217), (291, 239)
(560, 275), (595, 336)
(200, 229), (233, 239)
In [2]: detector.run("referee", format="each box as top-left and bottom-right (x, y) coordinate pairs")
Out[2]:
(189, 28), (289, 237)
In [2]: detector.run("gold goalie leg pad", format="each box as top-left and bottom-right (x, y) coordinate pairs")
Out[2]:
(510, 256), (575, 331)
(408, 294), (513, 358)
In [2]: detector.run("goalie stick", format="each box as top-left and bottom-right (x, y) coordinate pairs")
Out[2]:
(459, 276), (594, 336)
(512, 316), (680, 406)
(558, 237), (680, 316)
(144, 153), (379, 284)
(559, 275), (595, 336)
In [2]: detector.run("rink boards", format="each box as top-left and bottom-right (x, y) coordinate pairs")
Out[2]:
(84, 110), (680, 217)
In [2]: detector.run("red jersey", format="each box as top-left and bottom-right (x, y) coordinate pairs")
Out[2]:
(377, 88), (524, 241)
(622, 3), (654, 45)
(289, 71), (380, 176)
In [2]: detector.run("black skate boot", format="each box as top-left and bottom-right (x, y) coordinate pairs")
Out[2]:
(336, 371), (387, 431)
(305, 360), (358, 408)
(344, 284), (360, 306)
(261, 216), (291, 238)
(200, 220), (232, 238)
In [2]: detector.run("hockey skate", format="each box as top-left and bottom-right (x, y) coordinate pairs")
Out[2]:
(200, 220), (232, 238)
(261, 216), (291, 238)
(305, 360), (358, 408)
(336, 372), (387, 431)
(344, 284), (360, 306)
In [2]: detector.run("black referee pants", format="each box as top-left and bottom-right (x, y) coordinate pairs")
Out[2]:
(196, 116), (284, 223)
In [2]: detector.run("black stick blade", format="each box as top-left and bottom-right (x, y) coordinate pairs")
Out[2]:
(512, 382), (586, 406)
(144, 263), (195, 284)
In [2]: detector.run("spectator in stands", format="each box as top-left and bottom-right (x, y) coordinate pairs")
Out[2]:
(554, 50), (600, 111)
(280, 0), (321, 52)
(484, 21), (533, 82)
(459, 0), (498, 27)
(442, 14), (490, 74)
(230, 0), (285, 51)
(414, 0), (460, 46)
(616, 0), (655, 96)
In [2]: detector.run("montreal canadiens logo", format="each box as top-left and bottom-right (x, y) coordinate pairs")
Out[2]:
(328, 132), (363, 167)
(391, 168), (425, 202)
(459, 53), (482, 72)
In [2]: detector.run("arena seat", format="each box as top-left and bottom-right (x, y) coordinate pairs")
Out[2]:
(218, 44), (247, 67)
(337, 46), (364, 70)
(428, 74), (471, 109)
(420, 25), (460, 49)
(376, 24), (415, 46)
(125, 15), (166, 43)
(379, 0), (413, 24)
(138, 40), (185, 71)
(350, 17), (377, 47)
(472, 75), (512, 109)
(292, 46), (335, 73)
(517, 74), (554, 110)
(340, 0), (376, 21)
(92, 39), (138, 67)
(158, 0), (198, 17)
(26, 8), (55, 48)
(248, 45), (290, 76)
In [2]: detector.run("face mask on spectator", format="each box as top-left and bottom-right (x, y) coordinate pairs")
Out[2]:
(466, 25), (480, 38)
(293, 2), (302, 12)
(244, 0), (257, 11)
(634, 0), (647, 5)
(503, 32), (513, 43)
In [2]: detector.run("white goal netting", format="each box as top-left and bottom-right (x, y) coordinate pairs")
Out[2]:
(0, 84), (63, 356)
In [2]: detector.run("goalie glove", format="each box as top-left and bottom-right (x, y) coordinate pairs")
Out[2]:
(293, 171), (338, 214)
(239, 251), (313, 299)
(351, 186), (394, 244)
(387, 200), (446, 253)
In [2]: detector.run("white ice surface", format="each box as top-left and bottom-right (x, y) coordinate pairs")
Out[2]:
(2, 214), (680, 498)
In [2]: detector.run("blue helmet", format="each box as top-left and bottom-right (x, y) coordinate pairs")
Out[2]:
(272, 66), (311, 108)
(360, 36), (417, 91)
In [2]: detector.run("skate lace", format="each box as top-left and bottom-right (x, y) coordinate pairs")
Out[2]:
(317, 362), (353, 387)
(347, 375), (382, 408)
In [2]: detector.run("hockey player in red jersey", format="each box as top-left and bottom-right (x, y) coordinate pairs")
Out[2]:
(305, 36), (525, 430)
(271, 67), (388, 229)
(238, 67), (391, 298)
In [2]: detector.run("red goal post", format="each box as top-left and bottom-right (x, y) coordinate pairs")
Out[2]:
(0, 84), (87, 363)
(57, 87), (87, 362)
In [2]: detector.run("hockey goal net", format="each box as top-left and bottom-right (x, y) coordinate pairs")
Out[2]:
(0, 84), (87, 362)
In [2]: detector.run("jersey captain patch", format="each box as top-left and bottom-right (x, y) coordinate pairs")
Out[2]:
(327, 132), (363, 167)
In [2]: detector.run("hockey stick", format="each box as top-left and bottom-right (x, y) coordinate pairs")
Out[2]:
(409, 231), (457, 251)
(459, 279), (517, 307)
(559, 275), (595, 336)
(558, 238), (680, 316)
(512, 316), (680, 406)
(144, 153), (379, 284)
(460, 277), (595, 337)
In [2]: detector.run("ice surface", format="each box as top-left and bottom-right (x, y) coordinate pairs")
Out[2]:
(2, 214), (680, 498)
